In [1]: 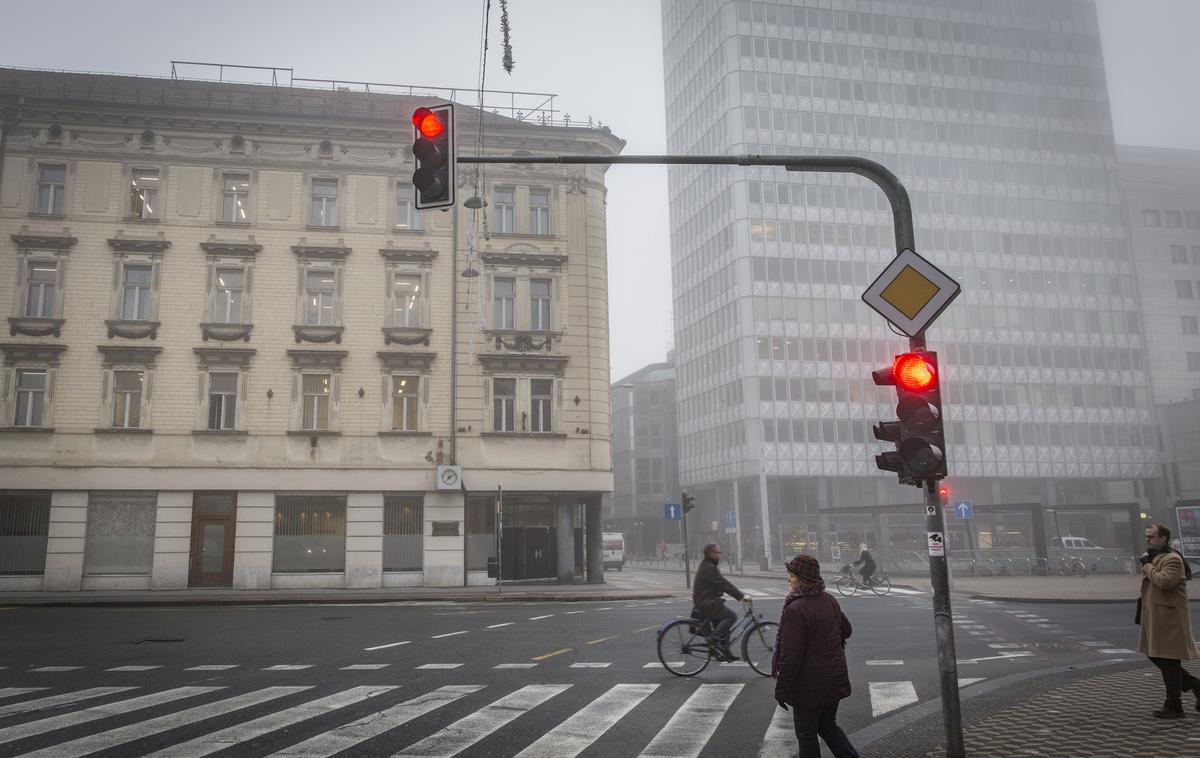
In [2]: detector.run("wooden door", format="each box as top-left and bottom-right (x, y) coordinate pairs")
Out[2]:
(188, 492), (237, 587)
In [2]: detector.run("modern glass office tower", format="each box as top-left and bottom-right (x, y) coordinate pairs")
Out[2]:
(661, 0), (1159, 563)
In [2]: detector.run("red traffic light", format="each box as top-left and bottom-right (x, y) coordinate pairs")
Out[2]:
(412, 107), (445, 139)
(892, 353), (936, 392)
(939, 487), (949, 498)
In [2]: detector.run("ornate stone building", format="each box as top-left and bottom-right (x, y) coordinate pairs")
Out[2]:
(0, 67), (622, 591)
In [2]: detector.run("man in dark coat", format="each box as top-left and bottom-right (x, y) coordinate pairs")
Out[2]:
(773, 554), (860, 758)
(692, 543), (747, 660)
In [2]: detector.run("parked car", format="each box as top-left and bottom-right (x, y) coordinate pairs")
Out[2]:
(1051, 536), (1104, 550)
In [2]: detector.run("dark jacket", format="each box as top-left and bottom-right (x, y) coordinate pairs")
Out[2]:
(692, 557), (744, 618)
(851, 549), (876, 573)
(773, 589), (852, 710)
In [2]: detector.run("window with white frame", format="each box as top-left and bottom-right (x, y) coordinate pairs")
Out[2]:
(493, 378), (516, 431)
(391, 375), (419, 431)
(529, 189), (550, 235)
(35, 165), (66, 215)
(494, 186), (515, 233)
(215, 268), (245, 323)
(302, 374), (331, 430)
(24, 262), (56, 318)
(395, 183), (423, 230)
(393, 275), (421, 327)
(121, 265), (152, 320)
(530, 278), (552, 331)
(128, 168), (160, 219)
(309, 178), (338, 226)
(304, 270), (336, 325)
(13, 370), (46, 428)
(221, 173), (250, 223)
(494, 277), (515, 329)
(207, 372), (238, 431)
(112, 370), (143, 428)
(530, 378), (552, 432)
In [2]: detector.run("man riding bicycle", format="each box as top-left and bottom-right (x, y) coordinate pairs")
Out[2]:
(692, 543), (751, 661)
(850, 543), (876, 586)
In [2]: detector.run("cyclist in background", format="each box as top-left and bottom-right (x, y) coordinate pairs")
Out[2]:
(693, 543), (750, 661)
(850, 543), (876, 587)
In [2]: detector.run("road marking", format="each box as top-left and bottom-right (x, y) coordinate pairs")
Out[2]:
(597, 607), (613, 611)
(866, 660), (905, 666)
(29, 666), (83, 672)
(495, 663), (538, 669)
(417, 663), (463, 669)
(718, 661), (750, 667)
(341, 664), (390, 670)
(146, 686), (393, 758)
(0, 687), (133, 719)
(19, 687), (309, 758)
(1081, 641), (1113, 647)
(586, 636), (618, 645)
(0, 688), (48, 702)
(529, 615), (554, 621)
(569, 662), (611, 668)
(515, 683), (657, 758)
(106, 665), (162, 672)
(987, 643), (1023, 649)
(743, 589), (770, 597)
(273, 686), (482, 757)
(185, 665), (239, 671)
(757, 704), (795, 758)
(432, 631), (469, 639)
(364, 640), (411, 651)
(0, 686), (221, 746)
(960, 678), (985, 687)
(1099, 648), (1136, 654)
(958, 651), (1034, 664)
(645, 661), (684, 668)
(263, 665), (313, 671)
(486, 622), (515, 629)
(532, 648), (573, 661)
(869, 681), (919, 717)
(638, 683), (743, 757)
(634, 625), (659, 632)
(396, 684), (570, 757)
(565, 610), (584, 615)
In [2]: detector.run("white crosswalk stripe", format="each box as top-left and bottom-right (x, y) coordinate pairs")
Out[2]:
(0, 687), (132, 719)
(395, 684), (570, 756)
(0, 688), (48, 702)
(638, 683), (743, 757)
(0, 686), (220, 746)
(869, 681), (919, 717)
(516, 683), (658, 758)
(757, 704), (795, 758)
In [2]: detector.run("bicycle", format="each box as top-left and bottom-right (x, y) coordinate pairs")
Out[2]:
(834, 564), (892, 597)
(656, 598), (779, 677)
(1057, 556), (1086, 577)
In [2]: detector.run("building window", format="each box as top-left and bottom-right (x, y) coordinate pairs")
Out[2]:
(393, 275), (421, 327)
(493, 378), (515, 431)
(1183, 316), (1199, 335)
(391, 375), (419, 431)
(273, 495), (346, 573)
(1143, 209), (1161, 227)
(112, 370), (143, 428)
(1177, 280), (1195, 299)
(129, 168), (160, 219)
(383, 494), (423, 572)
(395, 184), (422, 230)
(1189, 353), (1200, 372)
(207, 372), (238, 431)
(530, 278), (552, 331)
(84, 492), (156, 575)
(530, 378), (552, 432)
(1172, 245), (1190, 264)
(1165, 210), (1183, 228)
(530, 189), (550, 235)
(1188, 211), (1200, 229)
(121, 264), (152, 320)
(495, 187), (515, 233)
(221, 173), (250, 223)
(215, 268), (245, 323)
(494, 277), (515, 329)
(24, 262), (56, 318)
(0, 492), (51, 576)
(309, 178), (338, 226)
(35, 165), (66, 215)
(13, 370), (46, 428)
(304, 270), (336, 325)
(302, 374), (331, 430)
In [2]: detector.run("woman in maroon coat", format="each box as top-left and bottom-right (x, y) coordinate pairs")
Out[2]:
(772, 554), (860, 758)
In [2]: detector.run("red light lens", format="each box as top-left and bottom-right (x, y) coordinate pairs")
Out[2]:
(939, 487), (948, 498)
(413, 108), (445, 139)
(892, 353), (936, 392)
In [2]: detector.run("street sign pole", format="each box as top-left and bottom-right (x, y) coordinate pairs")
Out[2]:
(496, 485), (503, 594)
(682, 505), (691, 590)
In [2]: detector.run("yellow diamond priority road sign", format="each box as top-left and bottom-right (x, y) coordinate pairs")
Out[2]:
(862, 248), (960, 337)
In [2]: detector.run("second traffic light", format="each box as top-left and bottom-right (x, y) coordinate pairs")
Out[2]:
(681, 490), (696, 514)
(411, 104), (455, 210)
(872, 351), (948, 486)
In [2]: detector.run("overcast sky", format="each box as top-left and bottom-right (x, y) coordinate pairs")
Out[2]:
(3, 0), (1197, 381)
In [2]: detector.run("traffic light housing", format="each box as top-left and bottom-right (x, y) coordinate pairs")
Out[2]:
(872, 351), (948, 486)
(411, 104), (455, 210)
(681, 491), (696, 514)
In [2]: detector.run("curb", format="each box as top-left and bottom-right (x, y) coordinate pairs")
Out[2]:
(0, 591), (679, 609)
(958, 592), (1136, 605)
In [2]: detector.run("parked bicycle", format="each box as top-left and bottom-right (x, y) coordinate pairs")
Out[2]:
(1057, 555), (1086, 577)
(656, 597), (779, 677)
(835, 564), (892, 597)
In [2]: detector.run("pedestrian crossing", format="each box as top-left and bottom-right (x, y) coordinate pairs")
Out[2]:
(0, 676), (982, 757)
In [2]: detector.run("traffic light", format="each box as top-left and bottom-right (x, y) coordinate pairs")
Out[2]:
(411, 104), (455, 209)
(872, 351), (947, 486)
(681, 491), (696, 514)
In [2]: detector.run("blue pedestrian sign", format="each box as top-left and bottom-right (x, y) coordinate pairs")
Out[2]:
(664, 503), (681, 521)
(953, 501), (973, 520)
(723, 511), (737, 530)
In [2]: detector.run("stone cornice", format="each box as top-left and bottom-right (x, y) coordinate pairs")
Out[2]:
(293, 242), (351, 260)
(477, 353), (568, 375)
(97, 344), (162, 365)
(108, 236), (170, 254)
(193, 346), (256, 369)
(380, 248), (438, 264)
(376, 351), (437, 372)
(480, 251), (568, 268)
(0, 343), (67, 366)
(286, 349), (348, 370)
(200, 239), (262, 257)
(11, 232), (77, 251)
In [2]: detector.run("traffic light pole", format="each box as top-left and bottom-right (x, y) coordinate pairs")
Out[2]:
(458, 153), (963, 757)
(681, 506), (691, 590)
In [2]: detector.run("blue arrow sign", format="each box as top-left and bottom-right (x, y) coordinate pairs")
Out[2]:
(954, 501), (973, 520)
(664, 503), (681, 521)
(723, 511), (737, 530)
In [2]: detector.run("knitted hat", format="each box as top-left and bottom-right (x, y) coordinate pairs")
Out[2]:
(786, 554), (822, 583)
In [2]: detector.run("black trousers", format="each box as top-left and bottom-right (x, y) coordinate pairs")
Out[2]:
(1149, 656), (1200, 702)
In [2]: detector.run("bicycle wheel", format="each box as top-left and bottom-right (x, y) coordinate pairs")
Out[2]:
(657, 619), (711, 677)
(869, 574), (892, 596)
(741, 620), (780, 677)
(835, 575), (857, 597)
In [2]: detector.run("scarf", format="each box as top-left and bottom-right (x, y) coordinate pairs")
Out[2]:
(783, 582), (825, 606)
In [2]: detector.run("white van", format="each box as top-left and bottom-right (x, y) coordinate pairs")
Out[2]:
(602, 532), (626, 571)
(1052, 536), (1103, 550)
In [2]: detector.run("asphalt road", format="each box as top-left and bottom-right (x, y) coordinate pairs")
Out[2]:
(0, 567), (1149, 757)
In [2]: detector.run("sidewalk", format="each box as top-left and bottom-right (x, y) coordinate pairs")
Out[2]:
(856, 658), (1200, 758)
(951, 575), (1138, 603)
(0, 582), (676, 608)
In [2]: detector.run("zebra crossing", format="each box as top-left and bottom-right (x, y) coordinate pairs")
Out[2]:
(0, 673), (978, 757)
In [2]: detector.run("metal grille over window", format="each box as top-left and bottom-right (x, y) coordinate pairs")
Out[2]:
(273, 495), (346, 573)
(83, 493), (156, 575)
(0, 492), (51, 576)
(383, 495), (423, 571)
